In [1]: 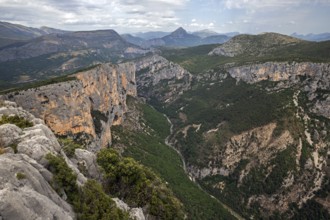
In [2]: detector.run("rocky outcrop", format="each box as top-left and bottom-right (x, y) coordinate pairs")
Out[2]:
(227, 62), (330, 84)
(227, 62), (330, 119)
(187, 123), (294, 179)
(113, 198), (145, 220)
(221, 123), (293, 176)
(0, 154), (74, 220)
(71, 149), (101, 180)
(0, 101), (75, 220)
(3, 62), (136, 149)
(135, 55), (192, 103)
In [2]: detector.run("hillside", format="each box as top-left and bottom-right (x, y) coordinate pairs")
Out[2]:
(0, 21), (67, 47)
(0, 29), (148, 88)
(208, 32), (303, 57)
(161, 33), (330, 74)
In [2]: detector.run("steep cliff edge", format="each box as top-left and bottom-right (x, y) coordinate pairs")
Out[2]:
(3, 62), (136, 150)
(227, 62), (330, 119)
(135, 54), (192, 103)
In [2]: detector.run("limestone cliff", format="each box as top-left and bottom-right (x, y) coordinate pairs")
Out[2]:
(3, 62), (136, 149)
(135, 54), (192, 103)
(227, 62), (330, 119)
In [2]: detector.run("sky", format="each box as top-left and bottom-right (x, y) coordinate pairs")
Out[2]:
(0, 0), (329, 34)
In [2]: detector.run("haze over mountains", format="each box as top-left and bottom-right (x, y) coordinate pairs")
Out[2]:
(1, 20), (330, 89)
(1, 21), (329, 50)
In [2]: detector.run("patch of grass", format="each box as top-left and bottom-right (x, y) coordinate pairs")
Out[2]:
(9, 143), (18, 153)
(140, 103), (170, 140)
(16, 172), (26, 180)
(59, 138), (83, 158)
(0, 115), (33, 129)
(0, 147), (6, 154)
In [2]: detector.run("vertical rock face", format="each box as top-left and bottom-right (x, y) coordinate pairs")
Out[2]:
(227, 62), (330, 84)
(135, 55), (192, 103)
(227, 62), (330, 119)
(4, 62), (136, 149)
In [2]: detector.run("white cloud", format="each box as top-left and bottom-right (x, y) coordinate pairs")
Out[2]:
(0, 0), (189, 32)
(223, 0), (299, 9)
(222, 0), (330, 9)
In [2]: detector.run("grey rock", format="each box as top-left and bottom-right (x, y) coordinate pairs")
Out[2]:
(0, 124), (22, 146)
(0, 154), (74, 220)
(72, 149), (101, 180)
(113, 198), (145, 220)
(130, 208), (146, 220)
(135, 55), (192, 103)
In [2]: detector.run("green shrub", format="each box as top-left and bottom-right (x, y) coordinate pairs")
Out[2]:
(97, 148), (185, 219)
(46, 153), (127, 219)
(0, 115), (33, 128)
(16, 172), (26, 180)
(45, 153), (79, 202)
(59, 138), (83, 158)
(9, 143), (18, 153)
(73, 180), (129, 220)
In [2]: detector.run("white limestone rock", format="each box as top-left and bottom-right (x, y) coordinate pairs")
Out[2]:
(0, 154), (74, 220)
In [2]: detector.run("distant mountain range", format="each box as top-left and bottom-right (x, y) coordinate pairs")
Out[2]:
(133, 31), (170, 40)
(123, 27), (231, 48)
(0, 22), (148, 86)
(0, 21), (68, 47)
(291, 32), (330, 42)
(1, 20), (329, 88)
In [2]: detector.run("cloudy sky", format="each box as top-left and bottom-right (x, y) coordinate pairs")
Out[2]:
(0, 0), (329, 34)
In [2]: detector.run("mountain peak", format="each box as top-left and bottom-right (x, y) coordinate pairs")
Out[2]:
(171, 27), (188, 37)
